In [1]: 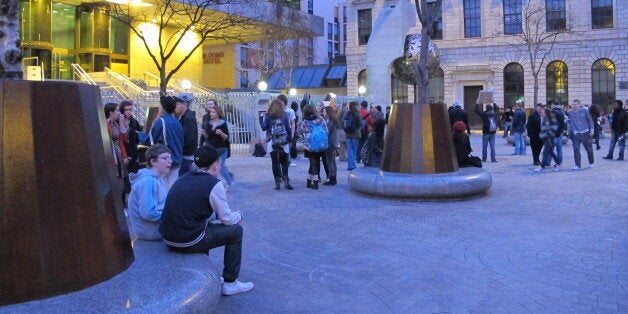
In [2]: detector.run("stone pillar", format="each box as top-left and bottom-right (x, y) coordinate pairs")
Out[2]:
(381, 102), (458, 174)
(0, 80), (134, 305)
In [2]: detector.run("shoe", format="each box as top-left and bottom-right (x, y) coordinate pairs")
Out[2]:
(283, 178), (293, 190)
(596, 146), (601, 150)
(533, 161), (540, 166)
(491, 160), (498, 163)
(534, 166), (543, 172)
(312, 180), (319, 189)
(603, 156), (613, 160)
(306, 179), (312, 188)
(221, 280), (254, 296)
(290, 163), (297, 167)
(347, 168), (355, 171)
(571, 166), (581, 170)
(274, 178), (281, 190)
(618, 156), (624, 161)
(553, 164), (560, 171)
(588, 164), (594, 168)
(322, 176), (337, 185)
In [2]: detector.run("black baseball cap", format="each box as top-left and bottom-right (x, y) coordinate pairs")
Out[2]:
(194, 145), (226, 168)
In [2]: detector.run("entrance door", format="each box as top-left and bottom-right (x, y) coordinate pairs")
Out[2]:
(464, 85), (483, 128)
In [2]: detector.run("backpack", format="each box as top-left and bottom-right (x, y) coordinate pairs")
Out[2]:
(306, 121), (328, 152)
(360, 113), (370, 132)
(488, 116), (497, 132)
(270, 118), (288, 145)
(252, 143), (266, 157)
(342, 112), (357, 133)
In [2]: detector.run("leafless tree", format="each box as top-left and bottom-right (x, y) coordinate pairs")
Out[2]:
(492, 0), (578, 105)
(0, 0), (22, 79)
(111, 0), (257, 94)
(413, 0), (439, 104)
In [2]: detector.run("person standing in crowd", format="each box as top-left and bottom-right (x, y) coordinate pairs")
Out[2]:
(200, 106), (234, 190)
(535, 108), (560, 171)
(502, 106), (513, 138)
(298, 103), (328, 189)
(289, 101), (300, 160)
(511, 103), (527, 155)
(449, 101), (471, 134)
(119, 100), (142, 206)
(526, 103), (545, 166)
(260, 99), (293, 190)
(322, 106), (338, 185)
(344, 101), (362, 171)
(474, 102), (498, 163)
(589, 104), (602, 150)
(150, 96), (184, 188)
(159, 145), (254, 296)
(176, 94), (198, 176)
(127, 145), (171, 241)
(337, 102), (348, 162)
(276, 94), (297, 166)
(363, 113), (386, 167)
(567, 99), (595, 170)
(603, 100), (626, 160)
(357, 101), (373, 163)
(551, 104), (566, 167)
(105, 102), (129, 206)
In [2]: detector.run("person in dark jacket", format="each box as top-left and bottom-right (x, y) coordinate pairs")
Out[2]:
(259, 99), (293, 190)
(176, 93), (198, 176)
(150, 96), (184, 188)
(603, 100), (626, 160)
(526, 103), (545, 165)
(512, 103), (527, 155)
(449, 101), (470, 134)
(551, 105), (567, 166)
(159, 145), (253, 296)
(589, 104), (602, 150)
(474, 103), (498, 162)
(502, 106), (514, 138)
(363, 115), (385, 167)
(452, 121), (480, 168)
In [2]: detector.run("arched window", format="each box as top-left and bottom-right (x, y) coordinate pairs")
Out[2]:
(427, 67), (444, 104)
(503, 63), (524, 108)
(358, 69), (366, 90)
(546, 61), (568, 106)
(591, 58), (615, 113)
(390, 73), (408, 104)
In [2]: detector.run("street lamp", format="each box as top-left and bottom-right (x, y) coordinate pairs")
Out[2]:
(358, 85), (366, 95)
(258, 81), (267, 92)
(289, 88), (297, 96)
(181, 79), (192, 91)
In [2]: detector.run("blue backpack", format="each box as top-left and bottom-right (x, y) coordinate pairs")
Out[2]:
(306, 121), (328, 152)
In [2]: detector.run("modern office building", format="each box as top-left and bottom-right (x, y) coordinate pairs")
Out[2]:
(345, 0), (626, 116)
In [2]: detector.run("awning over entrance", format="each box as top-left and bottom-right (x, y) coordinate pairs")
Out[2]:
(267, 64), (347, 89)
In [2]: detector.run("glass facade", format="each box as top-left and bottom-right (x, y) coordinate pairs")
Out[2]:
(503, 63), (524, 108)
(546, 61), (568, 106)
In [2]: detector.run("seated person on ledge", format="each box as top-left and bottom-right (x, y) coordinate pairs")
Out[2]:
(158, 145), (254, 296)
(128, 145), (171, 241)
(453, 121), (482, 168)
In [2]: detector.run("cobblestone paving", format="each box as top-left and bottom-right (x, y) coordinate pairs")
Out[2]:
(212, 133), (627, 313)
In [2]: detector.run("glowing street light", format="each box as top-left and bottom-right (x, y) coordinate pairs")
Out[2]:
(258, 81), (268, 92)
(358, 85), (366, 95)
(181, 79), (192, 91)
(289, 88), (297, 96)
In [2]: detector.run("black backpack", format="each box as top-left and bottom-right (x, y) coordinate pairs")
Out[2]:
(343, 112), (357, 133)
(252, 143), (266, 157)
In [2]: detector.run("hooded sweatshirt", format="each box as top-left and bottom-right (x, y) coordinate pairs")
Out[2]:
(128, 168), (169, 240)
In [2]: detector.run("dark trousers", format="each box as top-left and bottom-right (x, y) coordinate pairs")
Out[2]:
(572, 132), (594, 167)
(324, 147), (337, 178)
(270, 148), (290, 180)
(289, 137), (298, 159)
(530, 136), (544, 164)
(169, 223), (243, 282)
(306, 150), (325, 180)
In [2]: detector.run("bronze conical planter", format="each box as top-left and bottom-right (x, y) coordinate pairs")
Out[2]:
(0, 80), (134, 305)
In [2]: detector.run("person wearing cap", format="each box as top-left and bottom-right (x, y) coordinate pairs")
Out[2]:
(449, 101), (470, 134)
(159, 145), (253, 296)
(127, 145), (171, 241)
(175, 93), (198, 176)
(567, 99), (595, 170)
(526, 103), (545, 166)
(150, 96), (184, 188)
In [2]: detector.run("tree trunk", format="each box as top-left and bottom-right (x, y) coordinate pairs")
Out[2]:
(159, 69), (167, 96)
(0, 0), (23, 79)
(533, 73), (539, 106)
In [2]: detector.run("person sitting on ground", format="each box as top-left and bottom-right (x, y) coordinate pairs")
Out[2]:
(127, 145), (171, 241)
(159, 145), (254, 296)
(452, 121), (481, 168)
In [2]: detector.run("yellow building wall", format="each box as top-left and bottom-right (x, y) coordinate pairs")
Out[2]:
(201, 44), (236, 89)
(128, 22), (203, 88)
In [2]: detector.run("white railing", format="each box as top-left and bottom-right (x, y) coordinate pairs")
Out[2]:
(71, 63), (97, 85)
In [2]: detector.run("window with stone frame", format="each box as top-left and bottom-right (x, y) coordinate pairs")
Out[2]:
(358, 69), (366, 88)
(427, 67), (444, 103)
(503, 0), (522, 34)
(545, 0), (566, 31)
(591, 58), (615, 113)
(308, 0), (313, 14)
(503, 63), (524, 108)
(358, 9), (372, 45)
(390, 73), (409, 104)
(427, 0), (443, 40)
(591, 0), (613, 29)
(546, 61), (568, 106)
(464, 0), (482, 38)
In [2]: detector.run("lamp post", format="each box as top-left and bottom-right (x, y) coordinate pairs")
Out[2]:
(258, 81), (267, 92)
(289, 88), (297, 96)
(181, 79), (192, 91)
(358, 85), (366, 96)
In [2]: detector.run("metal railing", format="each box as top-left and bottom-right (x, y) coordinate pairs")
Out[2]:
(71, 63), (97, 85)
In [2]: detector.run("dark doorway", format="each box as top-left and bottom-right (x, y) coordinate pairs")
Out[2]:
(464, 85), (483, 128)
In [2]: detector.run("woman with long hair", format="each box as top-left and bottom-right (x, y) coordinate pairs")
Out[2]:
(260, 98), (293, 190)
(343, 101), (362, 171)
(200, 106), (234, 189)
(118, 100), (142, 206)
(322, 106), (338, 185)
(104, 102), (129, 205)
(298, 103), (328, 189)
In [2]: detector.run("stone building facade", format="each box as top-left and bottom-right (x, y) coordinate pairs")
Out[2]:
(345, 0), (627, 115)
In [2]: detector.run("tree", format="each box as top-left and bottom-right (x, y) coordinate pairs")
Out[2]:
(412, 0), (439, 104)
(111, 0), (256, 95)
(493, 0), (578, 105)
(0, 0), (22, 79)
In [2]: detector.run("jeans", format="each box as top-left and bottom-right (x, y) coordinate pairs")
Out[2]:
(324, 147), (337, 178)
(503, 122), (512, 138)
(530, 136), (544, 165)
(541, 137), (559, 167)
(482, 133), (496, 162)
(572, 132), (594, 167)
(553, 135), (563, 165)
(169, 224), (243, 283)
(346, 138), (359, 170)
(607, 132), (626, 158)
(514, 132), (526, 155)
(220, 152), (234, 186)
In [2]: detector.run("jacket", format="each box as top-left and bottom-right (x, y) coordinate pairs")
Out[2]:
(526, 111), (541, 138)
(474, 104), (497, 134)
(343, 111), (362, 139)
(127, 168), (169, 240)
(567, 108), (594, 134)
(150, 114), (184, 165)
(297, 113), (327, 151)
(179, 109), (198, 156)
(512, 108), (526, 133)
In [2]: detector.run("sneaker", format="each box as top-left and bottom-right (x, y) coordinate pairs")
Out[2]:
(553, 164), (560, 171)
(603, 156), (613, 160)
(222, 280), (254, 296)
(534, 166), (543, 172)
(290, 163), (297, 167)
(588, 164), (594, 168)
(571, 166), (581, 170)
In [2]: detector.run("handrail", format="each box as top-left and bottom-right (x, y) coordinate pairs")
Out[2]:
(104, 67), (146, 94)
(71, 63), (97, 85)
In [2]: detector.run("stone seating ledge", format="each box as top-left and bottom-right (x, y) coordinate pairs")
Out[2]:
(1, 240), (221, 313)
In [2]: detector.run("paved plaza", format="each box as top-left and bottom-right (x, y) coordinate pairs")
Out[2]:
(212, 133), (627, 313)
